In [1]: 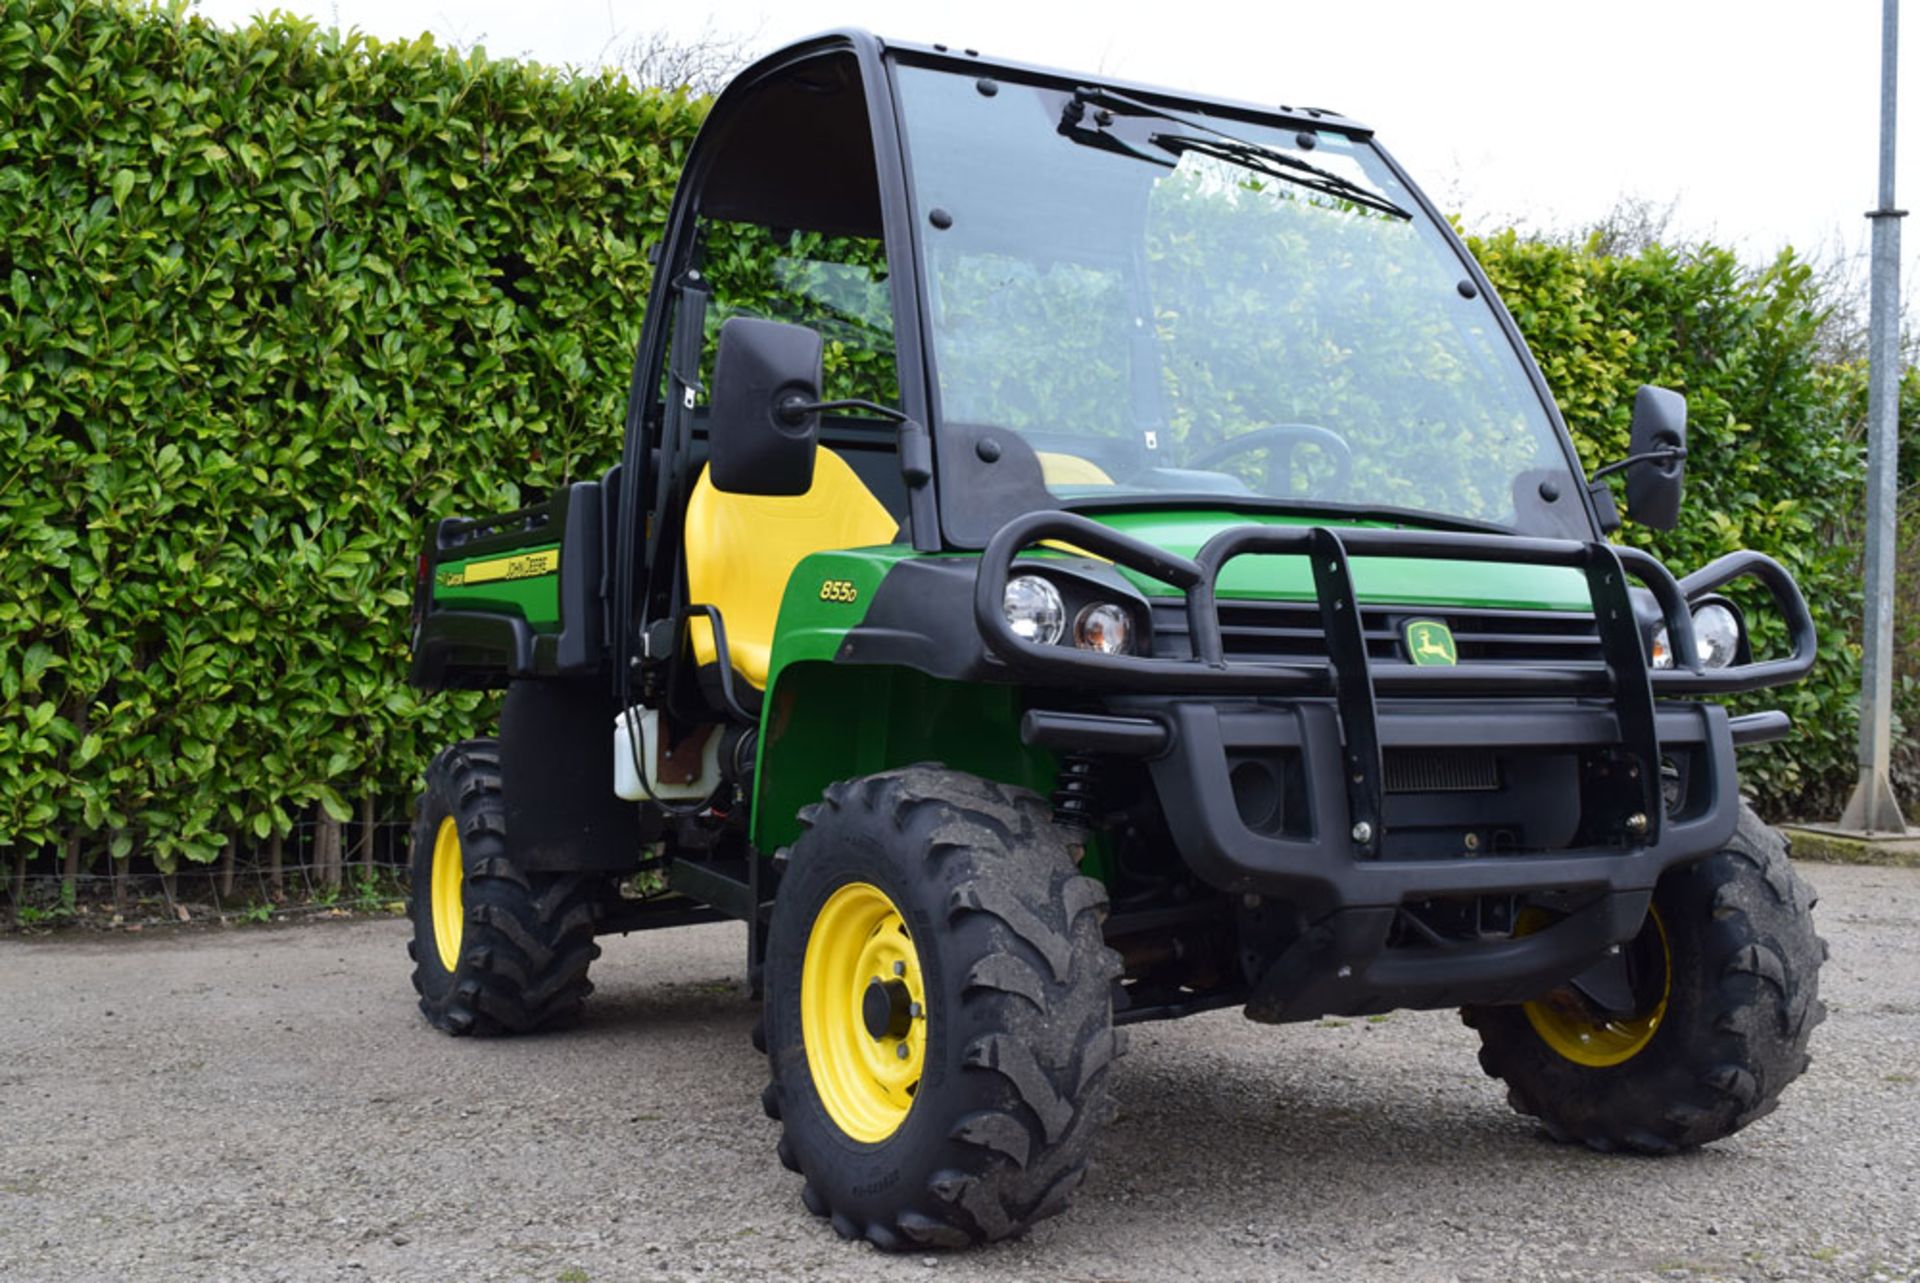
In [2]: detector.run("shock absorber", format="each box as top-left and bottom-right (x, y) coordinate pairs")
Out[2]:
(1052, 752), (1101, 827)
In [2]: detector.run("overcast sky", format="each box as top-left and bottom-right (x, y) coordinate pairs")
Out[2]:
(188, 0), (1913, 291)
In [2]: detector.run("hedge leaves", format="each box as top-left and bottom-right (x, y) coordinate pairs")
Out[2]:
(2, 0), (701, 864)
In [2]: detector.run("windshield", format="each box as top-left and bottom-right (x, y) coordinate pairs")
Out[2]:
(893, 65), (1583, 535)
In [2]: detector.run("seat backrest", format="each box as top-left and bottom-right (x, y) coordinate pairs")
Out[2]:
(1037, 451), (1115, 487)
(684, 448), (899, 689)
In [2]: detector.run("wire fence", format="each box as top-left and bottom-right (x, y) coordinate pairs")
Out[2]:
(3, 817), (421, 931)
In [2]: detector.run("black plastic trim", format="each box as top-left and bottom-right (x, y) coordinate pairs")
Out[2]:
(410, 610), (537, 690)
(1020, 709), (1170, 757)
(555, 481), (606, 673)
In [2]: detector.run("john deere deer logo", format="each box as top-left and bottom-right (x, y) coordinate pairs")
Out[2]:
(1403, 619), (1457, 666)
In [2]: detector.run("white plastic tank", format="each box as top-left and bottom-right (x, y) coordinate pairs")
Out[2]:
(613, 707), (722, 802)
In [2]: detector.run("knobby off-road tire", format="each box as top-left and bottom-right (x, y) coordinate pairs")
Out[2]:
(1467, 802), (1826, 1153)
(762, 767), (1124, 1250)
(408, 738), (609, 1036)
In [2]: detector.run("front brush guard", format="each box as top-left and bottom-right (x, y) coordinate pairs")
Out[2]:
(972, 511), (1816, 865)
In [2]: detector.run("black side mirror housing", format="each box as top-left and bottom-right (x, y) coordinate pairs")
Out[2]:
(1623, 384), (1687, 529)
(707, 317), (823, 496)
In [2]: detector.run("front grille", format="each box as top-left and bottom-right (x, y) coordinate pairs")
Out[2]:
(1149, 600), (1601, 667)
(1384, 749), (1501, 793)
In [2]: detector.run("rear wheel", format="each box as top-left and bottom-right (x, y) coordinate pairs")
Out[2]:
(762, 767), (1124, 1249)
(408, 739), (610, 1035)
(1467, 803), (1826, 1152)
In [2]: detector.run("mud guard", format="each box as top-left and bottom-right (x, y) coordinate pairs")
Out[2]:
(501, 678), (646, 872)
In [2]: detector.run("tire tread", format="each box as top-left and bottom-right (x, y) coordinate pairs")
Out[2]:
(765, 765), (1123, 1249)
(407, 738), (609, 1037)
(1469, 803), (1822, 1153)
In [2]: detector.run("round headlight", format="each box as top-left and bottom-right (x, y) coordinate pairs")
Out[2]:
(1652, 603), (1743, 671)
(1003, 575), (1065, 645)
(1074, 602), (1133, 654)
(1691, 601), (1741, 670)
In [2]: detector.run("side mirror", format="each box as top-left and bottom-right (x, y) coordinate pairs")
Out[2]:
(1623, 385), (1687, 529)
(707, 317), (823, 496)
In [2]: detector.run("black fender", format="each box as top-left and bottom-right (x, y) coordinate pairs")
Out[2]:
(834, 554), (1154, 681)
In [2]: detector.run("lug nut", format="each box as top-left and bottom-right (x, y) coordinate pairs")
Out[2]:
(1351, 821), (1374, 844)
(896, 1043), (911, 1059)
(893, 961), (906, 976)
(908, 1002), (923, 1019)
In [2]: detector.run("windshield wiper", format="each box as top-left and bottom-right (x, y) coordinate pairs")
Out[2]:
(1147, 133), (1412, 221)
(1065, 85), (1413, 221)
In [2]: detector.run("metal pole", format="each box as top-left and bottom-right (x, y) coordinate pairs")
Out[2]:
(1841, 0), (1909, 833)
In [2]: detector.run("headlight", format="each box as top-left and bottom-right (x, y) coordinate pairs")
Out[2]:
(1003, 575), (1065, 645)
(1074, 602), (1133, 654)
(1651, 601), (1743, 671)
(1691, 602), (1740, 669)
(1651, 626), (1673, 670)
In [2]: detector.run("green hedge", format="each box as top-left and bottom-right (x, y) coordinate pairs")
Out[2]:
(1, 0), (702, 864)
(1468, 232), (1874, 815)
(0, 0), (1890, 871)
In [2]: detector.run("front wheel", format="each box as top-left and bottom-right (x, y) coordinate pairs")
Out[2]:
(761, 767), (1124, 1249)
(1466, 803), (1826, 1152)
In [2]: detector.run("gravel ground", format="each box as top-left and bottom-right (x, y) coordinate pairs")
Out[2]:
(2, 861), (1916, 1283)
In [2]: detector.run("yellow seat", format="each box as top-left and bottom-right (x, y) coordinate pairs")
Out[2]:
(685, 449), (899, 689)
(1038, 451), (1115, 487)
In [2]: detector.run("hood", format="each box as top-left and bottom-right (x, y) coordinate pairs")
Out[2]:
(1087, 509), (1593, 612)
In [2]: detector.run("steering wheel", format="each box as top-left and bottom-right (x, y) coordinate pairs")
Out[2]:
(1184, 423), (1354, 498)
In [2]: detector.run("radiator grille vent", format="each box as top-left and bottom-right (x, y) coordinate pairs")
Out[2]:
(1150, 601), (1601, 666)
(1384, 750), (1501, 794)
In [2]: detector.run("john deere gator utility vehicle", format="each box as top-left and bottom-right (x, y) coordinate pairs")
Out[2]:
(405, 31), (1826, 1249)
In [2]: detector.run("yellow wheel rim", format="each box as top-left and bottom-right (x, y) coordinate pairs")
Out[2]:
(1522, 907), (1672, 1068)
(801, 882), (928, 1143)
(430, 816), (465, 973)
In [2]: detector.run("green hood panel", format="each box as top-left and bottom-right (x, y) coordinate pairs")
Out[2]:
(1086, 510), (1595, 612)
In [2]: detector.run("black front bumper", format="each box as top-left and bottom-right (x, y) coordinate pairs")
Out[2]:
(982, 512), (1817, 1020)
(1135, 696), (1738, 906)
(1030, 694), (1748, 1019)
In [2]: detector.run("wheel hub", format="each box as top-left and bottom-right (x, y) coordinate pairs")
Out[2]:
(1522, 905), (1672, 1067)
(430, 816), (464, 973)
(863, 976), (914, 1041)
(801, 882), (928, 1143)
